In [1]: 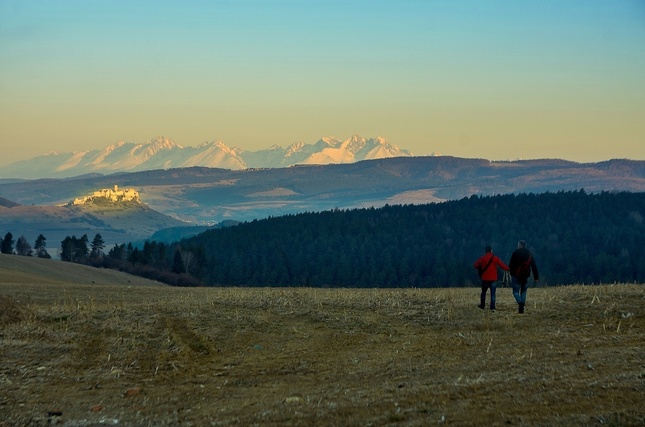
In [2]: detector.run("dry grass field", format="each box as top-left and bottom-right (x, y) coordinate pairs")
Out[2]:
(0, 254), (643, 426)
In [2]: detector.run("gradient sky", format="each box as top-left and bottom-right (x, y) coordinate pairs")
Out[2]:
(1, 0), (644, 166)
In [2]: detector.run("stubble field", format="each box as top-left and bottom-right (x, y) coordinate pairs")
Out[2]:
(0, 255), (643, 426)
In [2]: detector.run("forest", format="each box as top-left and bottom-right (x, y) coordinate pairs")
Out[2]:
(5, 190), (643, 287)
(111, 190), (645, 287)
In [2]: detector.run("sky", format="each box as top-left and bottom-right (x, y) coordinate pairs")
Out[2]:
(1, 0), (644, 166)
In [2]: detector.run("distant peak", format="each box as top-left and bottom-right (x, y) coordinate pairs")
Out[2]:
(288, 141), (304, 149)
(320, 136), (342, 145)
(147, 136), (182, 149)
(372, 136), (387, 144)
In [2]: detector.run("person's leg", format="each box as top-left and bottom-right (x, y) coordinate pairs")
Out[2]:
(511, 277), (522, 304)
(518, 283), (528, 313)
(479, 281), (489, 309)
(490, 281), (497, 311)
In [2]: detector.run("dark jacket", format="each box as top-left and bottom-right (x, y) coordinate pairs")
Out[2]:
(509, 247), (539, 284)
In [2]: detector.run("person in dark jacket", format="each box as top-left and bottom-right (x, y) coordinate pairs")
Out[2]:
(473, 245), (509, 312)
(508, 240), (539, 314)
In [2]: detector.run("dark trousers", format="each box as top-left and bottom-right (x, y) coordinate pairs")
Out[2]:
(480, 280), (497, 310)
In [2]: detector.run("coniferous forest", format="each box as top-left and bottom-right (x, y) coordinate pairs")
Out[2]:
(52, 190), (645, 287)
(149, 190), (643, 287)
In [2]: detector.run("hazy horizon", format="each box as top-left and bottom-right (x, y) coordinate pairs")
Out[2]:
(1, 0), (644, 166)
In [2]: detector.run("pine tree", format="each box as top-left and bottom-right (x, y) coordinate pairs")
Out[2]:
(0, 233), (13, 254)
(108, 243), (127, 261)
(172, 249), (185, 274)
(75, 234), (89, 261)
(91, 234), (105, 258)
(60, 235), (90, 263)
(60, 236), (74, 262)
(34, 234), (51, 259)
(1, 232), (15, 254)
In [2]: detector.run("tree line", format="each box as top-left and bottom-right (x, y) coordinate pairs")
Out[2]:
(0, 228), (202, 286)
(1, 232), (51, 259)
(0, 232), (109, 262)
(171, 190), (644, 287)
(4, 190), (645, 287)
(102, 240), (204, 286)
(113, 190), (645, 287)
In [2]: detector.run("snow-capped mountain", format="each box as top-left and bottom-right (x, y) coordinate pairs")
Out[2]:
(237, 135), (411, 168)
(0, 135), (412, 178)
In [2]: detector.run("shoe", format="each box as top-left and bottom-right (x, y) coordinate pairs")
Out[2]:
(490, 309), (496, 313)
(518, 304), (525, 314)
(478, 304), (485, 310)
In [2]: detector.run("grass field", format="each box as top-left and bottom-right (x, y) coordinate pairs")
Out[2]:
(0, 254), (643, 426)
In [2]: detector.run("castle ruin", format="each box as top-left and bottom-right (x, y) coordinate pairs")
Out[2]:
(71, 185), (141, 205)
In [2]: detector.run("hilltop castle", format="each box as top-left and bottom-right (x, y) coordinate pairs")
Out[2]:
(71, 185), (141, 205)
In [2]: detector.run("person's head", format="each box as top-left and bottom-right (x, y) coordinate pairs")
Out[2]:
(518, 240), (526, 249)
(485, 245), (492, 253)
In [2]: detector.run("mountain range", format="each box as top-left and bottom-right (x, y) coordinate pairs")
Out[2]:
(0, 135), (413, 179)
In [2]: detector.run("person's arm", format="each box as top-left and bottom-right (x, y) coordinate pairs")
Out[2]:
(508, 252), (518, 277)
(531, 256), (539, 281)
(497, 257), (510, 271)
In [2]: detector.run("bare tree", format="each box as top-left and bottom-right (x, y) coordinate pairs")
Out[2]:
(171, 247), (197, 275)
(15, 235), (33, 256)
(180, 249), (196, 275)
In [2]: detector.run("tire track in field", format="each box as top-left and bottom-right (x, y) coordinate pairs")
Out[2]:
(155, 316), (219, 377)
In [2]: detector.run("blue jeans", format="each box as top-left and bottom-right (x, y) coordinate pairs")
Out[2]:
(511, 276), (527, 305)
(480, 280), (497, 309)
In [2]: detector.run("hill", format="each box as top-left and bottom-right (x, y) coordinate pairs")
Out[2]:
(0, 186), (185, 250)
(0, 253), (164, 286)
(159, 191), (645, 287)
(0, 281), (642, 425)
(1, 156), (644, 224)
(0, 196), (19, 208)
(146, 220), (241, 243)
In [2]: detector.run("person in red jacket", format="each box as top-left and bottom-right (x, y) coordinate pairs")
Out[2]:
(473, 245), (509, 312)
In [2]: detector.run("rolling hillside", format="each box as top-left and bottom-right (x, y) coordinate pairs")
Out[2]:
(1, 156), (644, 224)
(0, 253), (164, 287)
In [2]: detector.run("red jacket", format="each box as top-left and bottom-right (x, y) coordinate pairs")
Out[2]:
(474, 253), (509, 281)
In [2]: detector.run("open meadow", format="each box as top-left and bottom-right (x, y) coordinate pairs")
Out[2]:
(0, 255), (643, 426)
